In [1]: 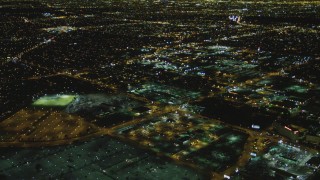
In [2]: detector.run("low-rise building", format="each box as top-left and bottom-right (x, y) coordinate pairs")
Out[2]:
(273, 122), (307, 142)
(305, 135), (320, 145)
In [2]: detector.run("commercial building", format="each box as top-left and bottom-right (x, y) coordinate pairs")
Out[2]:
(273, 122), (307, 142)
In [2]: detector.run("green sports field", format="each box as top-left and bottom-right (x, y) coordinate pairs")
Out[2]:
(32, 95), (76, 107)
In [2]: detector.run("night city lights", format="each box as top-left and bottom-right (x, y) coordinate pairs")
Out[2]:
(0, 0), (319, 179)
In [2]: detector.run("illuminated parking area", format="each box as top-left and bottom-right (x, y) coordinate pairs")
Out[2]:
(114, 111), (248, 172)
(129, 83), (201, 105)
(32, 95), (77, 107)
(286, 85), (309, 93)
(261, 143), (315, 179)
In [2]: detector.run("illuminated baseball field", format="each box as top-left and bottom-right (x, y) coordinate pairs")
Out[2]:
(32, 95), (77, 107)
